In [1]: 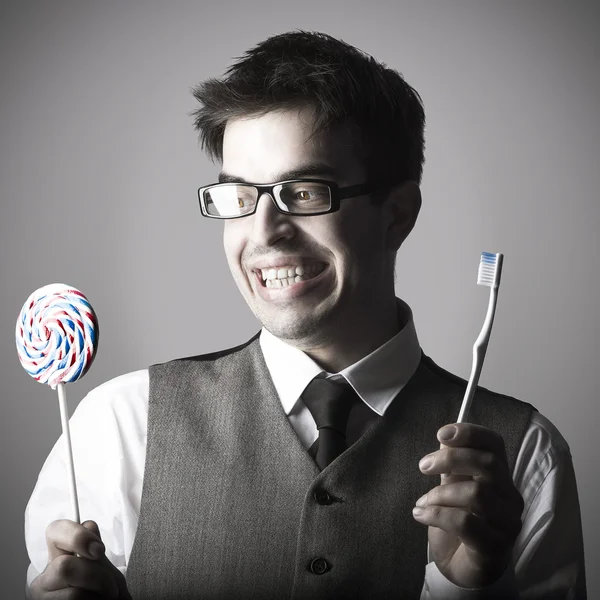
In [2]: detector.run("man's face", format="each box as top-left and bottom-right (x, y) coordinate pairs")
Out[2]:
(221, 108), (395, 348)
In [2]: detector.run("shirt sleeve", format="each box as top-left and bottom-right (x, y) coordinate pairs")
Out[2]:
(420, 411), (587, 599)
(23, 370), (148, 592)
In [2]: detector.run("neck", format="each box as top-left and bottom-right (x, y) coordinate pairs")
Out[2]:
(292, 298), (403, 373)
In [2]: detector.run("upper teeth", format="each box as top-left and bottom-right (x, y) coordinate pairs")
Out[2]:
(260, 264), (323, 281)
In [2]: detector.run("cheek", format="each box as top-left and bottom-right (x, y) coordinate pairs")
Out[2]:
(350, 210), (387, 250)
(330, 216), (379, 259)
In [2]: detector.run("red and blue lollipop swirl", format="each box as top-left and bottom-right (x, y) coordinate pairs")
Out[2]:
(16, 284), (98, 390)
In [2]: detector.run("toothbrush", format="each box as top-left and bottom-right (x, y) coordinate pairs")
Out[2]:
(457, 252), (504, 423)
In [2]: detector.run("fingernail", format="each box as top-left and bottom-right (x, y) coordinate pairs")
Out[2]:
(88, 541), (105, 558)
(415, 494), (427, 507)
(438, 425), (456, 441)
(413, 507), (425, 517)
(419, 456), (434, 471)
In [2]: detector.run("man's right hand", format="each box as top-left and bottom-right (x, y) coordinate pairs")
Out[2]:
(30, 519), (132, 599)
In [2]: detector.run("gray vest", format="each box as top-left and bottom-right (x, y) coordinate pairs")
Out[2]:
(127, 334), (535, 599)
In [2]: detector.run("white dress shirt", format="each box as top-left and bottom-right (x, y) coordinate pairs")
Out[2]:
(25, 299), (586, 598)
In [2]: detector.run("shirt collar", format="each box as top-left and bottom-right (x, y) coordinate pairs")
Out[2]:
(259, 298), (422, 417)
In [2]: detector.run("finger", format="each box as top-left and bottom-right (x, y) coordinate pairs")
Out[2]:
(29, 584), (105, 600)
(84, 521), (133, 600)
(46, 520), (105, 561)
(436, 423), (508, 467)
(439, 472), (471, 486)
(419, 446), (510, 483)
(420, 446), (523, 507)
(412, 505), (514, 555)
(415, 480), (524, 536)
(38, 554), (119, 598)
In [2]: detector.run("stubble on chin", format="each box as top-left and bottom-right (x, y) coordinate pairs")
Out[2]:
(256, 302), (334, 347)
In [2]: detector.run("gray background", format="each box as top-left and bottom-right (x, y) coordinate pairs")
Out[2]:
(1, 0), (598, 596)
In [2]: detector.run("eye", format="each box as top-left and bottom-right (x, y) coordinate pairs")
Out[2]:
(292, 188), (328, 202)
(295, 190), (318, 201)
(237, 192), (255, 207)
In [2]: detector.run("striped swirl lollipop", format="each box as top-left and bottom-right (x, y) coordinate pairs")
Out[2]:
(16, 283), (99, 524)
(16, 283), (98, 389)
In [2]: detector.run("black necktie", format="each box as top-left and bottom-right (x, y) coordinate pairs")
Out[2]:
(301, 376), (359, 470)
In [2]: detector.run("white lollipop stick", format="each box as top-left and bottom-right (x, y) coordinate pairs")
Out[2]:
(57, 383), (80, 523)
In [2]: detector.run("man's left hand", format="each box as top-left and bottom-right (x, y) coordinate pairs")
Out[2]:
(413, 423), (524, 589)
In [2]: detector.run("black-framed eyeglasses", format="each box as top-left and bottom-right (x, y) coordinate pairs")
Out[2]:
(197, 179), (382, 219)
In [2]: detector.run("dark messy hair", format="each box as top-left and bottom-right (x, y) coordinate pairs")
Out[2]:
(191, 30), (425, 199)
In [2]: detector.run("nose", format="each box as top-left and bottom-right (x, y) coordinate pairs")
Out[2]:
(249, 192), (295, 246)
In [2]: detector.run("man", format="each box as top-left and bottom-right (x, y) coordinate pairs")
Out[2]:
(25, 31), (586, 598)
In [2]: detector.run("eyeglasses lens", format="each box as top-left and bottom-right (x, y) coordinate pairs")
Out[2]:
(275, 182), (332, 214)
(204, 185), (257, 217)
(203, 182), (332, 217)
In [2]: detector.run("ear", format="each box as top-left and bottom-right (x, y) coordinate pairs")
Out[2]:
(384, 181), (422, 252)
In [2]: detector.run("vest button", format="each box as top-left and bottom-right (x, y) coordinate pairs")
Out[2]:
(310, 557), (330, 575)
(314, 489), (333, 505)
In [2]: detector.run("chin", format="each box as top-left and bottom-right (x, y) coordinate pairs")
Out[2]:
(257, 303), (333, 343)
(265, 320), (312, 342)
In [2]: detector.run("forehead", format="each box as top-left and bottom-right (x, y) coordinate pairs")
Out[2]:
(221, 108), (364, 184)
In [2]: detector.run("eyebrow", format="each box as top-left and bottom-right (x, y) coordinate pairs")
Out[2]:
(218, 163), (339, 184)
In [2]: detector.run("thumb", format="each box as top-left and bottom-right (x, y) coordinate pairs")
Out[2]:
(82, 520), (105, 557)
(82, 520), (101, 537)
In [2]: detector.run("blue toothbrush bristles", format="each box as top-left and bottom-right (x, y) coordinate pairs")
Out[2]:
(477, 252), (503, 287)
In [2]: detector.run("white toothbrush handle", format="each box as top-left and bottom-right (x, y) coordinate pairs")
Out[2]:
(457, 286), (499, 423)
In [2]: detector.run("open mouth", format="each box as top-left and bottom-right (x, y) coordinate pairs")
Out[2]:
(254, 262), (328, 289)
